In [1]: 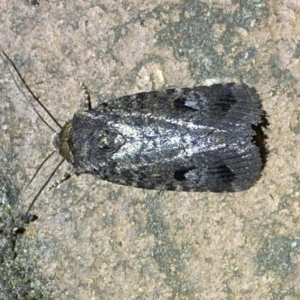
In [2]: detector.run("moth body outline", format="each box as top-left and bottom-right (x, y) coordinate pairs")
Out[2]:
(57, 83), (264, 192)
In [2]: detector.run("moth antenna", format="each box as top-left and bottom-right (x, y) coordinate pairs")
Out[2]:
(0, 50), (62, 131)
(23, 158), (65, 218)
(24, 151), (56, 191)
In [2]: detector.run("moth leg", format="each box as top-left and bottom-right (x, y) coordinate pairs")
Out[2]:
(79, 82), (92, 111)
(48, 170), (73, 191)
(20, 213), (38, 224)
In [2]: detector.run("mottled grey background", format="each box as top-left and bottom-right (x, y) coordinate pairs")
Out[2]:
(1, 0), (300, 299)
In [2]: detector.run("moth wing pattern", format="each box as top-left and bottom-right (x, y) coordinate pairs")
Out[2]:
(62, 83), (263, 192)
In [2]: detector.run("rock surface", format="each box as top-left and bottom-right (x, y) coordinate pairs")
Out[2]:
(1, 0), (300, 299)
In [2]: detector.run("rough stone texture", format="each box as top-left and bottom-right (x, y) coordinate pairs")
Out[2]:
(0, 0), (300, 299)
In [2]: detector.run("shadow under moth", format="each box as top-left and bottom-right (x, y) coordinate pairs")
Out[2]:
(2, 51), (265, 213)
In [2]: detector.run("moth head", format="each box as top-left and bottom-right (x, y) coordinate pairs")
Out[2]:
(52, 121), (73, 163)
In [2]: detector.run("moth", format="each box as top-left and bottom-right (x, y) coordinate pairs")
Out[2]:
(2, 51), (264, 209)
(58, 83), (263, 193)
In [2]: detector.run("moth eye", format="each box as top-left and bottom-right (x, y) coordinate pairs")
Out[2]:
(52, 132), (60, 150)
